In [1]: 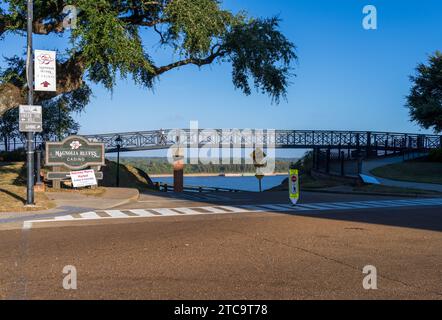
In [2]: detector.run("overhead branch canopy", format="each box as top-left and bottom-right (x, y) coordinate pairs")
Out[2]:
(0, 0), (297, 116)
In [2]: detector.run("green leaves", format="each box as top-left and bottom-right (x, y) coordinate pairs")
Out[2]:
(223, 17), (297, 103)
(73, 0), (155, 90)
(164, 0), (238, 57)
(407, 51), (442, 133)
(1, 0), (298, 113)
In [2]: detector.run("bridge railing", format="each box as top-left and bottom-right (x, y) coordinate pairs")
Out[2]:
(1, 130), (441, 153)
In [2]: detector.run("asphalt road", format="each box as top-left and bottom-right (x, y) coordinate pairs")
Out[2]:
(0, 191), (441, 300)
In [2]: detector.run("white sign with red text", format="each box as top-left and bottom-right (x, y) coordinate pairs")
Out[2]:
(35, 50), (57, 92)
(70, 170), (98, 188)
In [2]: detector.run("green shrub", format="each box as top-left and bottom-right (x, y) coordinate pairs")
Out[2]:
(0, 149), (26, 162)
(428, 149), (442, 162)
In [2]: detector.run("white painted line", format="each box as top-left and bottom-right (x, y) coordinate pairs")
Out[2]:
(104, 210), (129, 218)
(198, 207), (226, 214)
(217, 206), (250, 213)
(151, 208), (181, 216)
(22, 221), (33, 230)
(54, 215), (75, 221)
(297, 204), (334, 210)
(238, 205), (267, 212)
(172, 207), (204, 215)
(129, 209), (157, 217)
(258, 204), (294, 212)
(80, 212), (101, 219)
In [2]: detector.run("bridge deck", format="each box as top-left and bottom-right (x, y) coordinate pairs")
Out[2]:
(1, 130), (441, 153)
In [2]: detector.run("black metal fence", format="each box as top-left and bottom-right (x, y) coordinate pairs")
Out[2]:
(1, 130), (441, 153)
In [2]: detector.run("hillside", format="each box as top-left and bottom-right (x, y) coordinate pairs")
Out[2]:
(100, 160), (154, 189)
(110, 157), (298, 175)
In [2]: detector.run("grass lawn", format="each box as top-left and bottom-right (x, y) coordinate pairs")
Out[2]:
(0, 162), (55, 213)
(371, 160), (442, 185)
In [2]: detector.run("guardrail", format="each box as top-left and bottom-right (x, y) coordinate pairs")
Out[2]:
(153, 182), (243, 193)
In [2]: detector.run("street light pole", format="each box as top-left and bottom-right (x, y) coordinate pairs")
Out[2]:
(26, 0), (35, 205)
(115, 136), (122, 188)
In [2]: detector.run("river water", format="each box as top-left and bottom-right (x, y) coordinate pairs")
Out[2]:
(151, 175), (287, 192)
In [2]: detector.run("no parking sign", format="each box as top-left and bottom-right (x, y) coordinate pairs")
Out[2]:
(289, 169), (300, 205)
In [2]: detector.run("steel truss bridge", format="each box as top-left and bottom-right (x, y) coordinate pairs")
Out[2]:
(1, 130), (441, 154)
(83, 130), (441, 154)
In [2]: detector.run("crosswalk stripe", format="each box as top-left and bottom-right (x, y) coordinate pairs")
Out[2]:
(22, 198), (442, 229)
(217, 206), (250, 213)
(297, 204), (333, 210)
(80, 212), (101, 219)
(172, 207), (203, 215)
(151, 208), (181, 216)
(258, 204), (294, 212)
(198, 207), (225, 214)
(54, 215), (75, 221)
(104, 210), (129, 218)
(129, 209), (157, 217)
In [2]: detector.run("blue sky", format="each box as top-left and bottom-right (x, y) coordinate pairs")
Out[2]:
(1, 0), (442, 157)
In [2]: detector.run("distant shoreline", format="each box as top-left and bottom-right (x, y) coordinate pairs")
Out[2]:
(150, 173), (288, 178)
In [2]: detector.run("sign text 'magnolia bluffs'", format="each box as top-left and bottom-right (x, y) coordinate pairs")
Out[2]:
(46, 136), (105, 170)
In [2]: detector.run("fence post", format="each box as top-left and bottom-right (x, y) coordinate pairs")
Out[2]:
(340, 151), (345, 176)
(326, 148), (331, 174)
(366, 132), (372, 158)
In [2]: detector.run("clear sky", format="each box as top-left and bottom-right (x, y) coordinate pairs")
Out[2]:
(1, 0), (441, 156)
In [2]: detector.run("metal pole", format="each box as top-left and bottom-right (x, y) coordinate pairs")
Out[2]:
(116, 145), (120, 187)
(35, 149), (42, 185)
(26, 0), (35, 205)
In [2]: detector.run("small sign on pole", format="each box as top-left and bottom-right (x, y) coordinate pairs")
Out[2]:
(289, 169), (300, 205)
(19, 105), (42, 132)
(35, 49), (57, 92)
(70, 170), (98, 188)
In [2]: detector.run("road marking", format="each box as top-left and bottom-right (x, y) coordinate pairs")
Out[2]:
(129, 209), (157, 217)
(173, 207), (205, 215)
(151, 208), (181, 216)
(79, 212), (101, 219)
(22, 198), (442, 229)
(54, 215), (76, 221)
(105, 210), (130, 218)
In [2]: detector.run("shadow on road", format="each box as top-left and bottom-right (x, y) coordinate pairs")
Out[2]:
(138, 189), (442, 233)
(285, 208), (442, 233)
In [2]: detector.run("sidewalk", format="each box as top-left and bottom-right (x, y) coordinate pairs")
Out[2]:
(0, 188), (139, 223)
(362, 156), (442, 193)
(46, 187), (139, 210)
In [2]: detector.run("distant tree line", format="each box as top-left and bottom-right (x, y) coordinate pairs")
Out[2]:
(113, 157), (298, 175)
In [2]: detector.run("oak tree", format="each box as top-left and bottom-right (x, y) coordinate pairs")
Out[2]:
(0, 0), (297, 116)
(407, 51), (442, 133)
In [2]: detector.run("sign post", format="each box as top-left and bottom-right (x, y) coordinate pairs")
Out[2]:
(251, 148), (267, 193)
(19, 105), (42, 132)
(24, 0), (35, 205)
(289, 169), (300, 205)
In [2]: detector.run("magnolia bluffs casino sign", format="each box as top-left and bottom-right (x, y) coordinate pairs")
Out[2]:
(45, 136), (105, 170)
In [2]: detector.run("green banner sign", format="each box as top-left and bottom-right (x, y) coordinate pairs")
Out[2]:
(45, 136), (105, 170)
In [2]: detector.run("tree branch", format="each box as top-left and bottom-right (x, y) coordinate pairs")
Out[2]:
(0, 54), (87, 116)
(153, 48), (226, 75)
